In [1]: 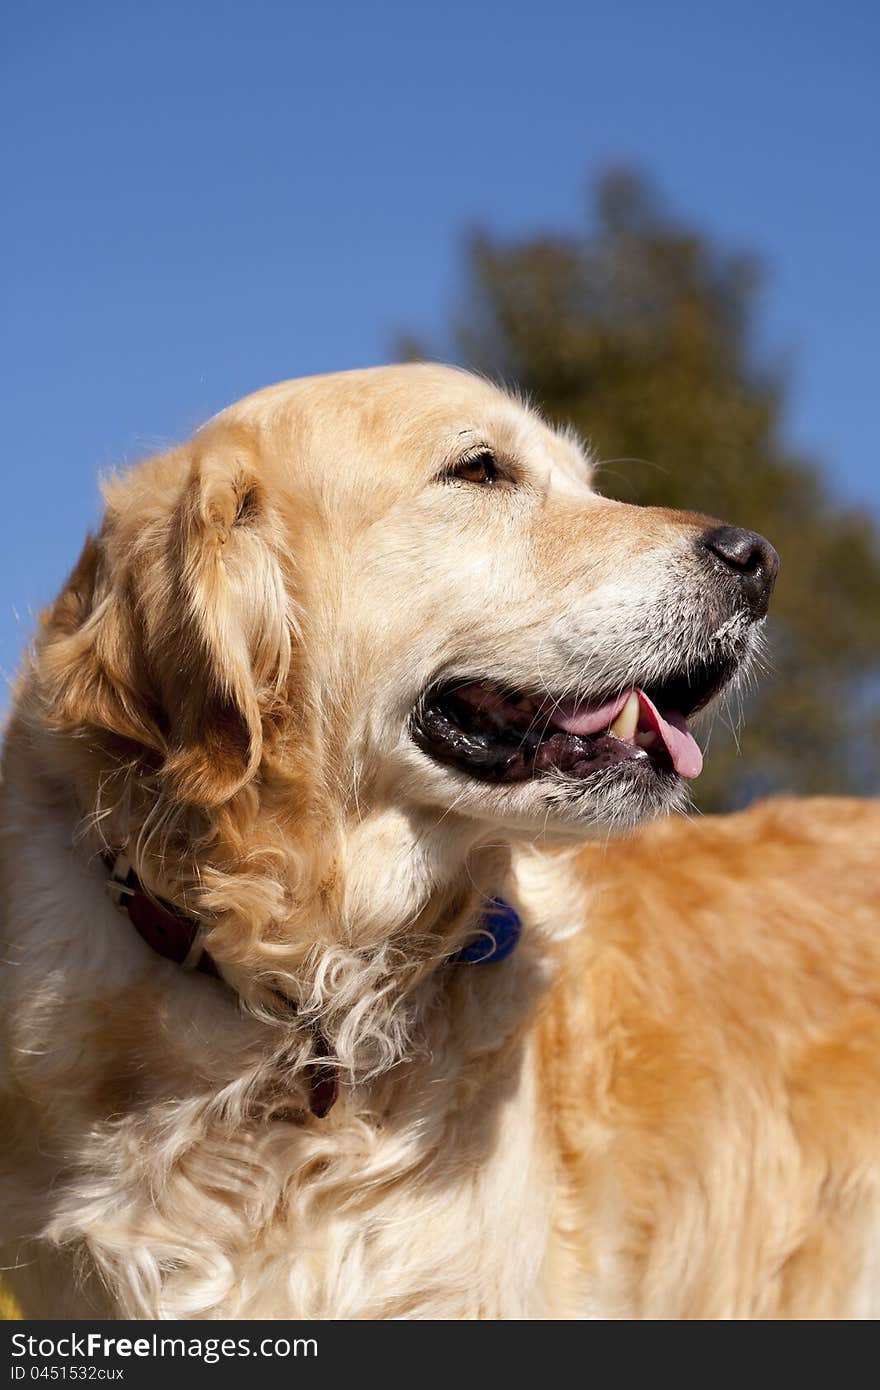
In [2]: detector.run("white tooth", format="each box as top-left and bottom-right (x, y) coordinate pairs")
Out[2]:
(609, 691), (640, 741)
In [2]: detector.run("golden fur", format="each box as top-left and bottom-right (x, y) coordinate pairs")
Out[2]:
(1, 364), (879, 1319)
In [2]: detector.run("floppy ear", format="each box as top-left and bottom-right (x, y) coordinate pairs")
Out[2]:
(37, 428), (293, 807)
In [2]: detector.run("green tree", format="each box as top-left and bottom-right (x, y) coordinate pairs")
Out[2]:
(402, 171), (880, 811)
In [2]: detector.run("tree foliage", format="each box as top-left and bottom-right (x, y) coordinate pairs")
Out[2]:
(403, 172), (880, 810)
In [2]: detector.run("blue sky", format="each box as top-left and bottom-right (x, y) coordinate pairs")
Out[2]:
(2, 0), (878, 692)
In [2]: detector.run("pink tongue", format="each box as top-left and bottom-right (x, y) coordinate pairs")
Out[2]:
(552, 691), (631, 738)
(553, 688), (703, 780)
(636, 690), (703, 779)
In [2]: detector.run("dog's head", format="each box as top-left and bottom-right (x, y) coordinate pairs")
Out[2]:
(26, 365), (776, 1062)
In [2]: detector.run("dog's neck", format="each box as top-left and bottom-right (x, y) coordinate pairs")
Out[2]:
(120, 788), (524, 1082)
(3, 727), (572, 1151)
(10, 718), (545, 1094)
(337, 803), (512, 948)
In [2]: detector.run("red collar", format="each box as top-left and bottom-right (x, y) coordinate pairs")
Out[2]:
(103, 853), (338, 1118)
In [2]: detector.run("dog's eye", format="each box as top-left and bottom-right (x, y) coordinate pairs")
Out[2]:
(445, 451), (500, 486)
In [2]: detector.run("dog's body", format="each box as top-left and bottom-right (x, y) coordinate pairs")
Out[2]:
(2, 365), (879, 1319)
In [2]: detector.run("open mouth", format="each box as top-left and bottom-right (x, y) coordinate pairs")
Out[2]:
(411, 659), (737, 785)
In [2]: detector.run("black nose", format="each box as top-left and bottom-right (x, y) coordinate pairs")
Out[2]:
(700, 525), (779, 616)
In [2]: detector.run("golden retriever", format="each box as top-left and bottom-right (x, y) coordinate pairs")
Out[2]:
(2, 363), (879, 1319)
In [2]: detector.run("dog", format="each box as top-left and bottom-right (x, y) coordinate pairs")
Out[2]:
(2, 363), (879, 1319)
